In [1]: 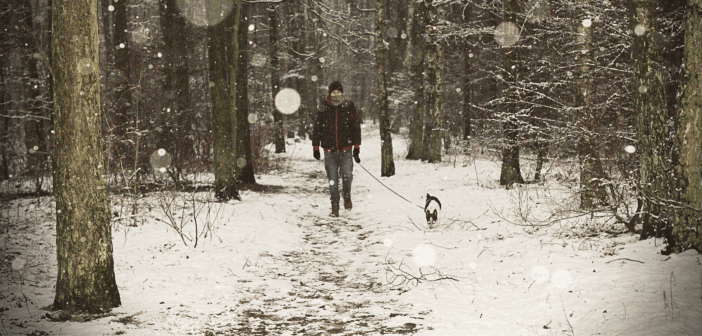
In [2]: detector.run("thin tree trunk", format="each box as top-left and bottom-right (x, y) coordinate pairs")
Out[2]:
(671, 0), (702, 252)
(463, 49), (472, 143)
(498, 0), (524, 186)
(0, 68), (8, 182)
(577, 0), (606, 208)
(269, 4), (285, 153)
(376, 0), (395, 177)
(630, 0), (671, 241)
(112, 0), (131, 164)
(236, 3), (255, 184)
(405, 0), (426, 160)
(423, 0), (444, 163)
(52, 0), (120, 312)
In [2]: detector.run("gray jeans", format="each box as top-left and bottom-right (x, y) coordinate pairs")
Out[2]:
(324, 150), (354, 204)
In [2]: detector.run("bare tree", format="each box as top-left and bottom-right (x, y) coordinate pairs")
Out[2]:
(576, 0), (606, 209)
(422, 0), (445, 163)
(630, 0), (672, 240)
(405, 0), (427, 160)
(499, 0), (524, 186)
(375, 0), (395, 176)
(52, 0), (121, 312)
(671, 0), (702, 252)
(208, 0), (242, 201)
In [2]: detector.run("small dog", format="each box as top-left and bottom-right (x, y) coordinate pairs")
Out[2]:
(424, 193), (442, 227)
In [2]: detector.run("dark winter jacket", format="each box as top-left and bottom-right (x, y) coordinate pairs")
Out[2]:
(312, 96), (362, 152)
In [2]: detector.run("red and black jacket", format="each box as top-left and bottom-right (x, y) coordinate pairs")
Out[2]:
(312, 96), (361, 152)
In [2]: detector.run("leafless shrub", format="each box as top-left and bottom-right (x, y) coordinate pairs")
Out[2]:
(152, 190), (224, 247)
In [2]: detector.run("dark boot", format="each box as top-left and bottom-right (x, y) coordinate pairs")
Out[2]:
(330, 202), (340, 217)
(343, 193), (352, 210)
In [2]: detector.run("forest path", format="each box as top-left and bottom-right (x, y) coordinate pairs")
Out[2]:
(202, 207), (430, 335)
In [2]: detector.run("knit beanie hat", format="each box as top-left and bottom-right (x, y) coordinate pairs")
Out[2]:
(328, 81), (343, 94)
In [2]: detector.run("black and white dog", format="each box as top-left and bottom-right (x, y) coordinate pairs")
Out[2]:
(424, 193), (442, 227)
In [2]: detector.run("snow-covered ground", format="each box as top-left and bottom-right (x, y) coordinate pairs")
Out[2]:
(1, 124), (701, 336)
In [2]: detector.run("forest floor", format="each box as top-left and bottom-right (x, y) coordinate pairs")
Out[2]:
(1, 124), (701, 336)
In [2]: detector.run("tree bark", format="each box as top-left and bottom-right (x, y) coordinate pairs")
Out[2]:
(577, 0), (606, 208)
(208, 1), (241, 201)
(498, 0), (524, 186)
(109, 0), (132, 169)
(423, 0), (444, 163)
(376, 0), (395, 177)
(52, 0), (120, 312)
(159, 0), (193, 187)
(405, 0), (426, 160)
(236, 3), (255, 184)
(630, 0), (671, 241)
(269, 4), (285, 153)
(463, 48), (472, 143)
(671, 0), (702, 252)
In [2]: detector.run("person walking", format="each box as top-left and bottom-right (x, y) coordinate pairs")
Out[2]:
(312, 81), (362, 217)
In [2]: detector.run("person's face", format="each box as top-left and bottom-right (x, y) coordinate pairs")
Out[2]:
(331, 90), (343, 105)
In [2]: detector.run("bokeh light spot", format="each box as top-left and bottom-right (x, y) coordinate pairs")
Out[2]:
(412, 244), (437, 268)
(11, 258), (26, 270)
(582, 19), (592, 28)
(531, 265), (550, 283)
(236, 157), (247, 168)
(494, 22), (520, 47)
(551, 270), (572, 288)
(274, 88), (301, 114)
(634, 24), (646, 36)
(176, 0), (235, 27)
(150, 149), (172, 172)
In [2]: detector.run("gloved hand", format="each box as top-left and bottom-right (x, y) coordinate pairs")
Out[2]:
(313, 149), (320, 160)
(353, 147), (360, 163)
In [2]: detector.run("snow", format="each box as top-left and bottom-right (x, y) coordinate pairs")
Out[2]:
(1, 125), (701, 335)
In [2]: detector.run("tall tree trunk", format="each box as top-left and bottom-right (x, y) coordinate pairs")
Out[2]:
(631, 0), (671, 241)
(577, 0), (606, 208)
(405, 0), (426, 160)
(112, 0), (131, 164)
(376, 0), (395, 176)
(269, 4), (285, 153)
(0, 68), (8, 182)
(423, 0), (444, 163)
(208, 1), (241, 201)
(236, 3), (255, 184)
(671, 0), (702, 252)
(463, 49), (472, 143)
(498, 0), (524, 186)
(159, 0), (193, 187)
(52, 0), (121, 312)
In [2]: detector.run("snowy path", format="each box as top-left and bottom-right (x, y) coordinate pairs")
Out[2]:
(201, 211), (428, 335)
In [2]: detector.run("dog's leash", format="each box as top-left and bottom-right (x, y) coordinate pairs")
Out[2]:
(357, 162), (424, 210)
